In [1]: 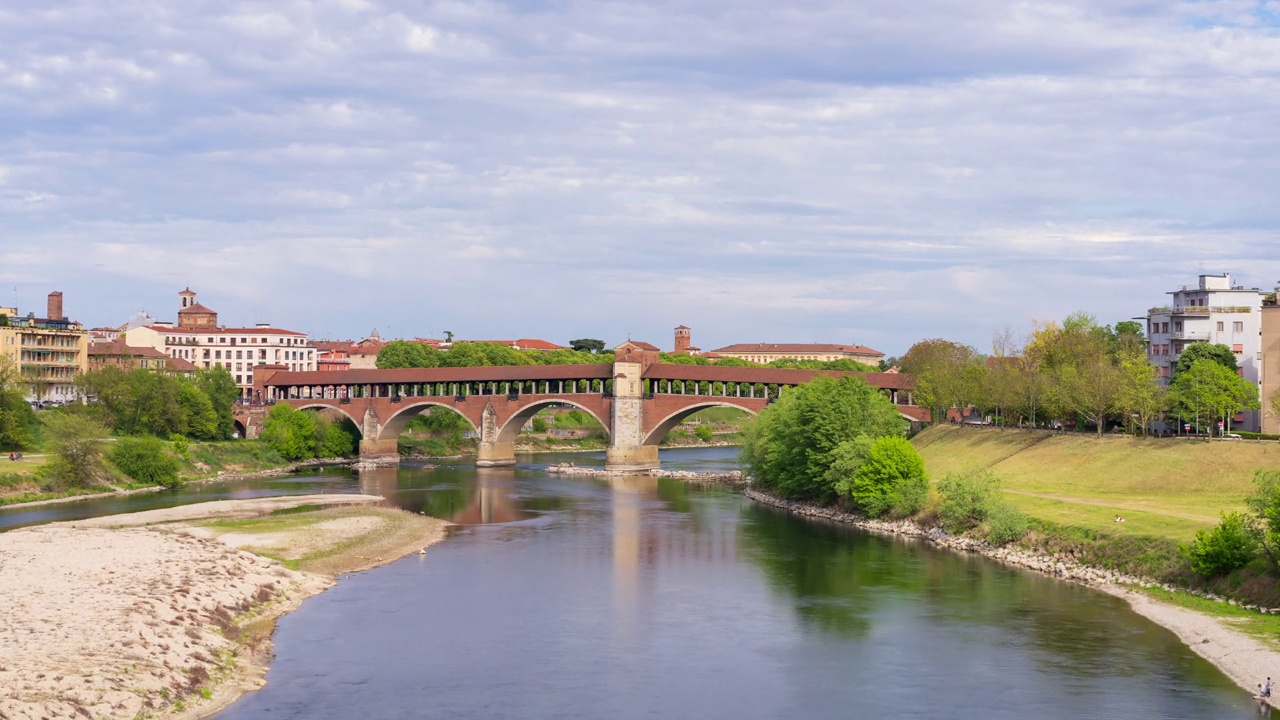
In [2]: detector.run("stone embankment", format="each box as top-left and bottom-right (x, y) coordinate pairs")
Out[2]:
(546, 463), (747, 487)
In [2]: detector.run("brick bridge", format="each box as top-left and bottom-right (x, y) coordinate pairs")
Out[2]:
(241, 355), (925, 470)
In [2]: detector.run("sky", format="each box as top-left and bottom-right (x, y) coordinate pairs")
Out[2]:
(2, 0), (1279, 357)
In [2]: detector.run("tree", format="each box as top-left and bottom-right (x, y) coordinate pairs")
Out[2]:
(1169, 359), (1259, 434)
(1058, 355), (1123, 436)
(260, 404), (320, 461)
(570, 338), (606, 354)
(1109, 320), (1146, 357)
(0, 356), (35, 450)
(1247, 470), (1280, 574)
(1116, 347), (1167, 435)
(40, 413), (110, 488)
(741, 375), (905, 503)
(194, 366), (239, 439)
(899, 339), (982, 424)
(377, 340), (439, 369)
(177, 384), (220, 440)
(1173, 343), (1238, 377)
(833, 436), (928, 517)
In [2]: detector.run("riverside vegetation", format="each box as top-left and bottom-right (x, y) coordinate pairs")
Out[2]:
(741, 376), (1280, 615)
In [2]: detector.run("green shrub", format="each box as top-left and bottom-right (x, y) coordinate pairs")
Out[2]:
(260, 405), (319, 461)
(936, 468), (1001, 533)
(694, 424), (714, 442)
(531, 417), (548, 433)
(110, 436), (182, 488)
(835, 436), (928, 517)
(1182, 511), (1258, 577)
(317, 420), (356, 458)
(169, 433), (190, 456)
(983, 501), (1028, 546)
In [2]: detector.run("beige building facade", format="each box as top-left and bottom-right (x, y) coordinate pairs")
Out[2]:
(125, 289), (316, 399)
(708, 342), (885, 367)
(1262, 304), (1280, 435)
(0, 293), (89, 402)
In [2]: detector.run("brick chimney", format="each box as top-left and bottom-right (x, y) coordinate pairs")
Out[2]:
(47, 291), (63, 321)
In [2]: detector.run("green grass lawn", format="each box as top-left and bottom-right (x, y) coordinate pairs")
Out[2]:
(914, 426), (1280, 542)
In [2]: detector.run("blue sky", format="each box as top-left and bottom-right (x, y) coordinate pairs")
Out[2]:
(2, 0), (1279, 356)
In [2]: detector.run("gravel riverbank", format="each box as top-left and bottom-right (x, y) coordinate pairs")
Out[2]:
(0, 495), (450, 720)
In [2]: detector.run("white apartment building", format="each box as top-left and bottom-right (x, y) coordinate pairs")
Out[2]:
(1146, 273), (1266, 431)
(124, 289), (316, 400)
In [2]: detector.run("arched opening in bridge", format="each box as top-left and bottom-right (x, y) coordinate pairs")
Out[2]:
(291, 405), (364, 458)
(643, 402), (758, 447)
(232, 419), (247, 440)
(496, 400), (611, 447)
(381, 402), (479, 457)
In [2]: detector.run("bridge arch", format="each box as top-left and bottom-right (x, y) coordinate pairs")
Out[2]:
(290, 402), (363, 433)
(232, 419), (247, 439)
(643, 401), (757, 446)
(378, 400), (478, 443)
(496, 399), (611, 443)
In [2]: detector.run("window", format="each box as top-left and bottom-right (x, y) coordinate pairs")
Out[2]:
(236, 350), (243, 359)
(1233, 344), (1244, 353)
(1234, 322), (1244, 332)
(235, 375), (242, 384)
(1161, 322), (1169, 334)
(1174, 321), (1183, 332)
(214, 350), (221, 359)
(1217, 321), (1224, 332)
(1161, 366), (1170, 377)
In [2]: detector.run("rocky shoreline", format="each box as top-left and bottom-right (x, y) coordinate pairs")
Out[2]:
(744, 486), (1280, 706)
(545, 462), (747, 486)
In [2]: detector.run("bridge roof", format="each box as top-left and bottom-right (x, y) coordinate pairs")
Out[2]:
(642, 364), (915, 390)
(262, 363), (613, 387)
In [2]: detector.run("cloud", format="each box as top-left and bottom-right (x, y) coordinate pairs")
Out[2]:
(1, 0), (1279, 353)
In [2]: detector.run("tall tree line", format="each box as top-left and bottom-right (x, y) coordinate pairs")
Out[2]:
(901, 313), (1259, 435)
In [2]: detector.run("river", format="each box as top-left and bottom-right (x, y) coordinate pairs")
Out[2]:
(1, 448), (1266, 717)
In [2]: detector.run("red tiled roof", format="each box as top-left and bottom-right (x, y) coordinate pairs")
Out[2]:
(898, 406), (931, 423)
(144, 325), (307, 337)
(617, 340), (661, 351)
(263, 364), (613, 387)
(177, 303), (218, 315)
(642, 364), (914, 390)
(169, 357), (199, 373)
(513, 339), (568, 351)
(90, 339), (170, 359)
(710, 343), (884, 356)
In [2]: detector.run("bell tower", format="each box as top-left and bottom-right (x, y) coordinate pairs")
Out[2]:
(674, 325), (691, 355)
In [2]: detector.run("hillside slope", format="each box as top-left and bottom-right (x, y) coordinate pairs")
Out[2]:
(912, 426), (1280, 540)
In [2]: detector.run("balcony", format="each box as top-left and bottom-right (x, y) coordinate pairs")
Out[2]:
(1170, 332), (1211, 341)
(1149, 306), (1253, 316)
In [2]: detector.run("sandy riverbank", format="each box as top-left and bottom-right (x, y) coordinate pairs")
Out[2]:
(745, 487), (1280, 707)
(0, 494), (451, 720)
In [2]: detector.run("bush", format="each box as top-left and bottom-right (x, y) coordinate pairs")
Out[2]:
(983, 501), (1028, 546)
(111, 436), (183, 488)
(1182, 511), (1258, 577)
(834, 436), (928, 517)
(531, 417), (549, 433)
(936, 469), (1000, 533)
(694, 424), (714, 442)
(169, 433), (190, 457)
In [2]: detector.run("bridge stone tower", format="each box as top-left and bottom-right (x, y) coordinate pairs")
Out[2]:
(476, 402), (516, 467)
(606, 355), (659, 470)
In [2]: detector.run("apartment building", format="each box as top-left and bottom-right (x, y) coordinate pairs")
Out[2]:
(1146, 273), (1267, 431)
(125, 289), (316, 399)
(0, 292), (89, 402)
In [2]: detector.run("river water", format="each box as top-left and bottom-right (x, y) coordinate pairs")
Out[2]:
(2, 448), (1266, 717)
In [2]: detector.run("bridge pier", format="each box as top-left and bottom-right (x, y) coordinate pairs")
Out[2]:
(476, 440), (517, 467)
(606, 358), (660, 470)
(358, 436), (399, 461)
(605, 444), (659, 471)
